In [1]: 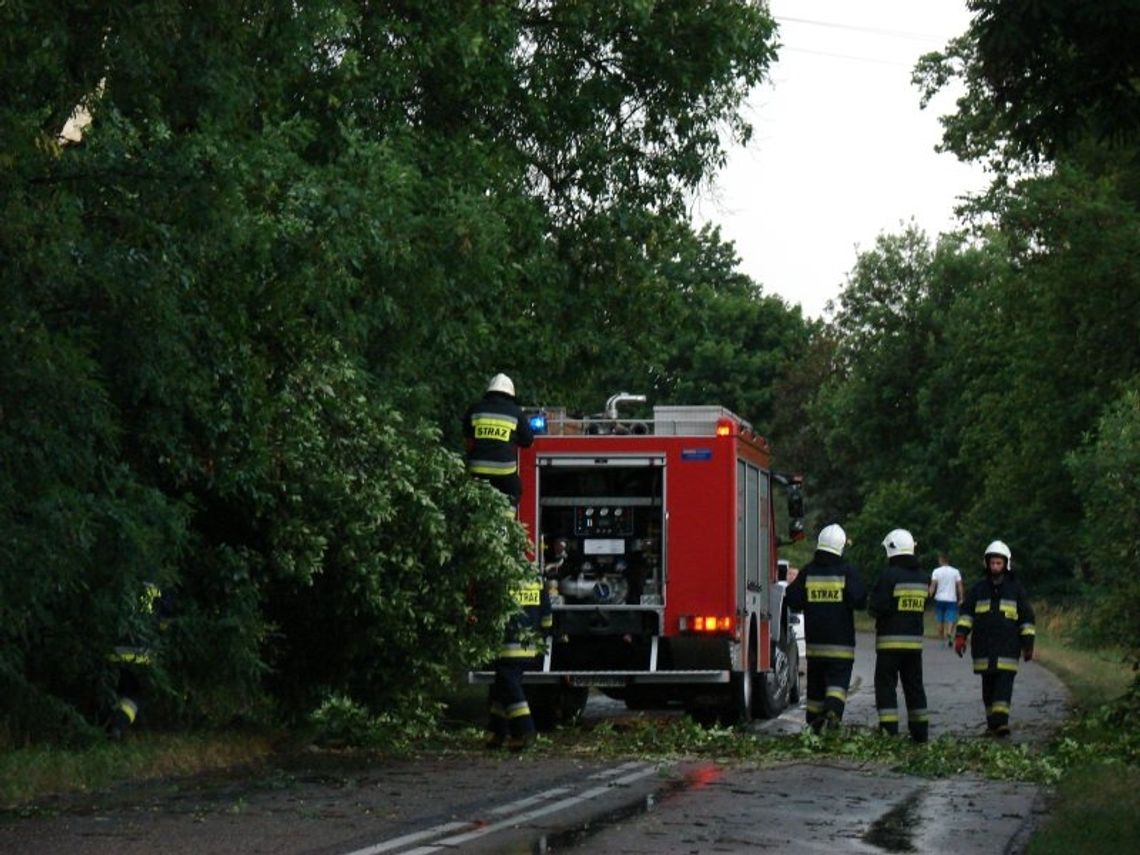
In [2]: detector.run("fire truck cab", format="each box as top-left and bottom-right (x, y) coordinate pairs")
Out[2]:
(470, 394), (805, 727)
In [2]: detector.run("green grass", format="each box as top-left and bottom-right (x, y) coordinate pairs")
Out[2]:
(1026, 764), (1140, 855)
(0, 732), (279, 810)
(1024, 603), (1139, 851)
(1031, 604), (1134, 709)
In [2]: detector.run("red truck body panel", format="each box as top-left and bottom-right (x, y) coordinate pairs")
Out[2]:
(471, 401), (798, 723)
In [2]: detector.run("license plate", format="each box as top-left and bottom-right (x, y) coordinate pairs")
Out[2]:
(573, 676), (624, 687)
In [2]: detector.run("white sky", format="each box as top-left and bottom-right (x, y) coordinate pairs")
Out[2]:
(694, 0), (989, 319)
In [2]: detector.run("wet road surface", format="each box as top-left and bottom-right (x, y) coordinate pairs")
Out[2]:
(751, 630), (1067, 743)
(0, 633), (1067, 854)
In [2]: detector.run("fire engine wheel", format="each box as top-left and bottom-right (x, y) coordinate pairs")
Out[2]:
(756, 636), (794, 718)
(561, 685), (590, 721)
(525, 684), (590, 732)
(726, 669), (754, 726)
(787, 637), (801, 704)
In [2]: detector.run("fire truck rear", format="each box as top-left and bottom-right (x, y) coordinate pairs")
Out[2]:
(470, 393), (805, 727)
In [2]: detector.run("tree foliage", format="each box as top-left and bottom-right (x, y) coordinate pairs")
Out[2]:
(914, 0), (1140, 166)
(1, 0), (787, 743)
(1067, 383), (1140, 657)
(802, 0), (1140, 630)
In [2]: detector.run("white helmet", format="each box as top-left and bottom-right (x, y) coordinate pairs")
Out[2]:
(882, 528), (916, 558)
(984, 540), (1012, 568)
(486, 373), (515, 397)
(817, 523), (847, 556)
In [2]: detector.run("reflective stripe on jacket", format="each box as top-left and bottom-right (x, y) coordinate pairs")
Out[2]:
(869, 556), (927, 652)
(785, 551), (866, 658)
(499, 577), (552, 659)
(463, 392), (534, 477)
(956, 572), (1035, 672)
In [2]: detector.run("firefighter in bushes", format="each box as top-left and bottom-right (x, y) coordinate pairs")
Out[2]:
(106, 581), (172, 739)
(462, 373), (534, 508)
(785, 523), (867, 732)
(954, 540), (1036, 737)
(869, 529), (930, 743)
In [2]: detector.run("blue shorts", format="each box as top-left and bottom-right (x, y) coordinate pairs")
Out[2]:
(934, 600), (958, 624)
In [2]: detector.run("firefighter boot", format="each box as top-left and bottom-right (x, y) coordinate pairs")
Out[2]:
(485, 697), (508, 748)
(506, 732), (535, 752)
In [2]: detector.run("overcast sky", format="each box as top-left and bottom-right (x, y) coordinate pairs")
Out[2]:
(694, 0), (989, 319)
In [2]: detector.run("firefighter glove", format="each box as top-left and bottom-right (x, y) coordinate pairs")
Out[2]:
(1022, 647), (1033, 662)
(953, 635), (967, 657)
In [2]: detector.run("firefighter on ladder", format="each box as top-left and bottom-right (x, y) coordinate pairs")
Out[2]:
(462, 373), (534, 506)
(462, 373), (544, 749)
(869, 529), (930, 743)
(954, 540), (1036, 737)
(784, 523), (866, 732)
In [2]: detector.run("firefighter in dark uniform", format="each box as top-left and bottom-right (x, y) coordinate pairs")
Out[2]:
(485, 574), (553, 750)
(462, 373), (534, 507)
(869, 529), (929, 742)
(106, 582), (172, 739)
(954, 540), (1036, 737)
(462, 373), (543, 749)
(785, 523), (866, 732)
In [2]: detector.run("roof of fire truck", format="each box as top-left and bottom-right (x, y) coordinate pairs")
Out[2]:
(528, 403), (767, 446)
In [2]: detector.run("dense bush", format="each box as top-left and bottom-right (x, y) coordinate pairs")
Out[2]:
(1068, 383), (1140, 661)
(1, 0), (786, 744)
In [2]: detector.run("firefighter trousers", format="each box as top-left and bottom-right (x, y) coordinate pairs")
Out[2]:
(874, 651), (929, 742)
(981, 670), (1016, 733)
(107, 660), (147, 739)
(486, 658), (536, 740)
(805, 657), (854, 730)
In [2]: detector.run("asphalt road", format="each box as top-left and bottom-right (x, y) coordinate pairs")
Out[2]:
(752, 629), (1068, 743)
(0, 632), (1068, 854)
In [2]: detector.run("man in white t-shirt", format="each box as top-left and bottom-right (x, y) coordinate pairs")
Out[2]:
(929, 554), (964, 646)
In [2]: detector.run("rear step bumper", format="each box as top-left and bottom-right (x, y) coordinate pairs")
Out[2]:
(467, 669), (729, 685)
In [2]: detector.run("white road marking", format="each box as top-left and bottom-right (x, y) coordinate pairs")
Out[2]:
(487, 786), (573, 815)
(587, 760), (648, 779)
(344, 762), (663, 855)
(342, 821), (473, 855)
(403, 764), (661, 854)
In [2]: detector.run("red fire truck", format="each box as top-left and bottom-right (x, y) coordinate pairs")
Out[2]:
(471, 394), (805, 727)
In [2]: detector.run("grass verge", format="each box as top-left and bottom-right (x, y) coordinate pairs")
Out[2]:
(1025, 763), (1140, 854)
(0, 732), (279, 811)
(1032, 604), (1134, 709)
(1022, 603), (1139, 851)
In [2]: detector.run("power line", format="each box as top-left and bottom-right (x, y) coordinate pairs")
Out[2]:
(775, 15), (946, 43)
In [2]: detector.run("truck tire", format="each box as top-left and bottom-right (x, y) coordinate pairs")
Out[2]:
(624, 687), (660, 710)
(723, 670), (754, 726)
(756, 636), (793, 718)
(561, 685), (590, 722)
(525, 685), (559, 731)
(787, 637), (801, 704)
(720, 632), (756, 726)
(524, 684), (589, 731)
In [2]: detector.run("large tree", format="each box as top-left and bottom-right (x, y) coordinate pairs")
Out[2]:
(802, 0), (1140, 594)
(1, 0), (781, 742)
(915, 0), (1140, 166)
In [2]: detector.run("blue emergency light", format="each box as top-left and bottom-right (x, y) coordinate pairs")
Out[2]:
(528, 412), (547, 434)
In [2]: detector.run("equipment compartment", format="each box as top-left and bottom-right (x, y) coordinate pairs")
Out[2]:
(536, 458), (665, 608)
